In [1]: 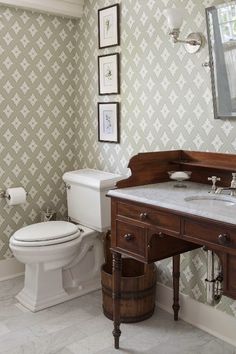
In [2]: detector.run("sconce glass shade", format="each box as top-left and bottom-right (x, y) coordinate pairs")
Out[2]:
(164, 8), (183, 30)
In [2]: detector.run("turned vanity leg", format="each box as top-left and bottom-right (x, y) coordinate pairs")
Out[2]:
(112, 251), (122, 349)
(172, 254), (180, 321)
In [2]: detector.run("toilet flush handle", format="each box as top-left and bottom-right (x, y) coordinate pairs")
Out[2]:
(64, 183), (71, 190)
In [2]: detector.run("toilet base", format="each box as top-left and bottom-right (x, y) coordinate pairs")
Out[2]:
(17, 274), (101, 312)
(16, 232), (104, 312)
(13, 228), (104, 312)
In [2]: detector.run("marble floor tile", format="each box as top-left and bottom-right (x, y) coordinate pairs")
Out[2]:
(0, 323), (10, 336)
(51, 349), (74, 354)
(0, 276), (235, 354)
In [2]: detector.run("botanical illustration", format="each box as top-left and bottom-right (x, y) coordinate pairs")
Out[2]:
(98, 4), (119, 48)
(104, 63), (113, 86)
(103, 110), (113, 134)
(98, 53), (119, 95)
(104, 15), (113, 39)
(98, 102), (119, 143)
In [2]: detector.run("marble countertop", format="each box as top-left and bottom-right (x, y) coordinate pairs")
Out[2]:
(107, 182), (236, 225)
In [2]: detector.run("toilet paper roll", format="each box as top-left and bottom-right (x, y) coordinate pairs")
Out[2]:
(6, 187), (27, 206)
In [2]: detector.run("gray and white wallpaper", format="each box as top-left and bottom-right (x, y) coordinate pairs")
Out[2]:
(0, 7), (77, 258)
(75, 0), (236, 173)
(1, 0), (236, 317)
(75, 0), (236, 317)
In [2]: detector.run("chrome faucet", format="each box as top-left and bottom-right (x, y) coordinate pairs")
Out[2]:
(208, 176), (221, 193)
(215, 187), (236, 196)
(231, 173), (236, 188)
(215, 173), (236, 196)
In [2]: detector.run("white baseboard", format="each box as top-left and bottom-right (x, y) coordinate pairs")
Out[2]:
(0, 258), (24, 281)
(156, 282), (236, 348)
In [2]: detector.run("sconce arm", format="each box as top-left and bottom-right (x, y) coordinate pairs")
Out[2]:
(169, 30), (203, 53)
(169, 30), (202, 46)
(174, 38), (201, 46)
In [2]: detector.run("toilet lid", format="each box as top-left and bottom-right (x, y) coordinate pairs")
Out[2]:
(13, 221), (80, 243)
(10, 231), (81, 247)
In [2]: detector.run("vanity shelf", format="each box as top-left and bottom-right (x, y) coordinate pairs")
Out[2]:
(117, 150), (236, 189)
(171, 150), (236, 173)
(170, 160), (236, 172)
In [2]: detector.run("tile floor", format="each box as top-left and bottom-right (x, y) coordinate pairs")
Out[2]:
(0, 276), (235, 354)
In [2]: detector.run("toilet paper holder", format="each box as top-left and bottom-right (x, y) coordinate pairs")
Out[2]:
(0, 189), (28, 200)
(0, 189), (9, 200)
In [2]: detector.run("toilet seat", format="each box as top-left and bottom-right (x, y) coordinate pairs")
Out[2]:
(10, 221), (81, 247)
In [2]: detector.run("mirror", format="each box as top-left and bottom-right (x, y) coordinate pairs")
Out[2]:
(206, 2), (236, 119)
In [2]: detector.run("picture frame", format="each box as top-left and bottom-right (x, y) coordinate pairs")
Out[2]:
(98, 4), (120, 49)
(98, 102), (119, 143)
(98, 53), (120, 95)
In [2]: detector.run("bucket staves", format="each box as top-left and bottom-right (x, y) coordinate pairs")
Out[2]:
(101, 258), (157, 323)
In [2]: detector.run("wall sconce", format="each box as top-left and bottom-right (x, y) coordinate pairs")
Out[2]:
(164, 8), (203, 54)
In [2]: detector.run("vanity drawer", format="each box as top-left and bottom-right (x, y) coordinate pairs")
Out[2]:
(115, 219), (147, 259)
(117, 201), (180, 233)
(183, 219), (236, 250)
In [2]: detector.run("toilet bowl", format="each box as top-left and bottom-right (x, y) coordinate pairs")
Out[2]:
(10, 221), (102, 311)
(9, 169), (122, 312)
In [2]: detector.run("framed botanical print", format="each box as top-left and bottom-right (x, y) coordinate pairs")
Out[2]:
(98, 53), (120, 95)
(98, 4), (120, 49)
(98, 102), (119, 143)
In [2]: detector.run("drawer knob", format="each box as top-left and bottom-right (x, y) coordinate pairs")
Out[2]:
(124, 234), (133, 241)
(140, 212), (148, 220)
(158, 232), (165, 238)
(218, 233), (230, 246)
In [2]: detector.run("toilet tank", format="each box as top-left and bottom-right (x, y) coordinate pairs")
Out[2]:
(63, 169), (122, 232)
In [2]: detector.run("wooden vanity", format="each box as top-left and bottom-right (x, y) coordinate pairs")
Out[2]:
(108, 150), (236, 349)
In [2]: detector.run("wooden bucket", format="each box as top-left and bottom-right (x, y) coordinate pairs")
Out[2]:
(101, 258), (157, 323)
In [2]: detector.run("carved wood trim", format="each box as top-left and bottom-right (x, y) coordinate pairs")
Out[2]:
(116, 150), (181, 188)
(116, 150), (236, 189)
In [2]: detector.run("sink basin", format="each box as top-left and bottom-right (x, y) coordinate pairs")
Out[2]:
(184, 195), (236, 207)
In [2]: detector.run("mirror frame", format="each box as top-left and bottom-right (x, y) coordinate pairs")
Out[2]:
(206, 3), (236, 120)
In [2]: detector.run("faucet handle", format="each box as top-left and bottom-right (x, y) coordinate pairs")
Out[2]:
(208, 176), (221, 192)
(208, 176), (221, 182)
(231, 173), (236, 188)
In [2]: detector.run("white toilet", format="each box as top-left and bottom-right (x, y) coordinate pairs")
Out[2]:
(10, 169), (121, 312)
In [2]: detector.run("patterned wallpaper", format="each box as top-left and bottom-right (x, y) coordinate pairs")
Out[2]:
(75, 0), (236, 317)
(0, 6), (77, 258)
(1, 0), (236, 318)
